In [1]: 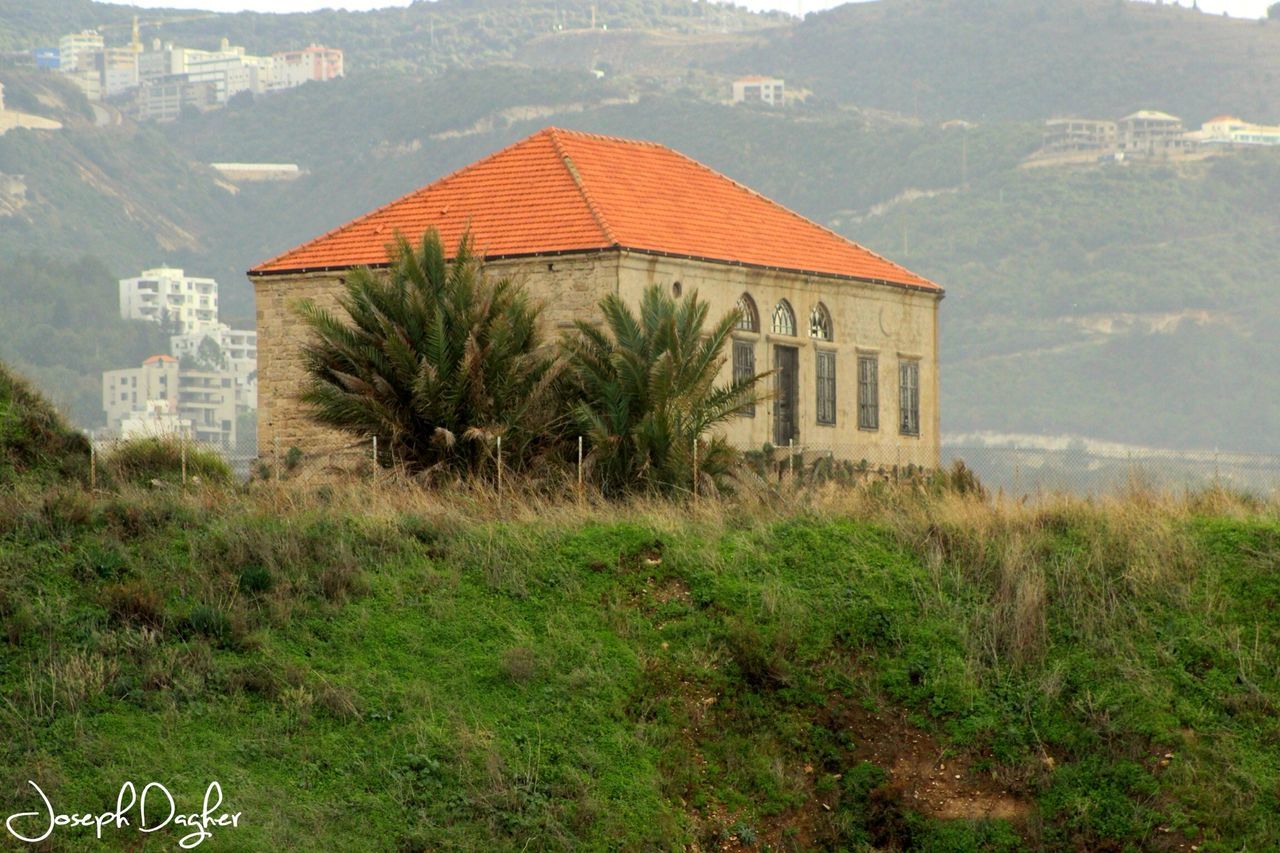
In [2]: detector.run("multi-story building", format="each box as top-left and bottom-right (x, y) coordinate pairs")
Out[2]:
(57, 31), (103, 73)
(103, 355), (249, 448)
(101, 47), (141, 98)
(1192, 115), (1280, 147)
(270, 44), (343, 90)
(170, 324), (258, 381)
(136, 76), (219, 121)
(1118, 111), (1189, 156)
(1041, 118), (1118, 154)
(119, 399), (192, 441)
(119, 267), (221, 334)
(732, 76), (785, 106)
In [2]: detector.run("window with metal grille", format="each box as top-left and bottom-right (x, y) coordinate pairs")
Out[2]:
(816, 350), (836, 425)
(858, 355), (879, 430)
(733, 340), (756, 417)
(899, 360), (920, 436)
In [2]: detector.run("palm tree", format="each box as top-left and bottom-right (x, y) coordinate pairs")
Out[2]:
(294, 230), (563, 475)
(561, 284), (768, 496)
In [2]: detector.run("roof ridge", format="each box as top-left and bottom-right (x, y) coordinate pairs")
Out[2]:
(249, 131), (558, 273)
(547, 127), (619, 247)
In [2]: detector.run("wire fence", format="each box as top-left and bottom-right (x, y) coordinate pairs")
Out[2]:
(87, 431), (1280, 499)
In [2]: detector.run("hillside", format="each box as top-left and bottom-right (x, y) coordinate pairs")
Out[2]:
(740, 0), (1280, 122)
(2, 466), (1280, 848)
(855, 151), (1280, 451)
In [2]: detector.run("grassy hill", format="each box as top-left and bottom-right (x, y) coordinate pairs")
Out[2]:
(2, 462), (1279, 848)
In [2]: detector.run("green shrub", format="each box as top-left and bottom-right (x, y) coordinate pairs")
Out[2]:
(102, 437), (233, 487)
(0, 361), (91, 485)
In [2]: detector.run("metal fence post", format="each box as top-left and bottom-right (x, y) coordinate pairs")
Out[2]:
(181, 436), (188, 486)
(496, 435), (503, 495)
(372, 434), (378, 473)
(692, 437), (699, 503)
(577, 436), (584, 500)
(789, 438), (795, 482)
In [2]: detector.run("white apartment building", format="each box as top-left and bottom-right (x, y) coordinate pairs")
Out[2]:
(171, 324), (258, 381)
(1193, 115), (1280, 147)
(732, 76), (785, 106)
(103, 355), (249, 448)
(119, 267), (221, 335)
(120, 399), (192, 441)
(58, 31), (103, 73)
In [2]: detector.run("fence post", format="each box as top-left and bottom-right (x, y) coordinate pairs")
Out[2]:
(789, 438), (795, 483)
(692, 437), (699, 504)
(89, 443), (96, 492)
(181, 436), (188, 486)
(577, 436), (584, 501)
(372, 434), (378, 473)
(274, 432), (281, 484)
(496, 434), (504, 496)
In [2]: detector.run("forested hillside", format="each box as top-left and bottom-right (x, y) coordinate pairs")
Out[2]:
(738, 0), (1280, 122)
(1, 0), (1278, 452)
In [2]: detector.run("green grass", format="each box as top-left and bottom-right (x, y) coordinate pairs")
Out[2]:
(0, 483), (1278, 849)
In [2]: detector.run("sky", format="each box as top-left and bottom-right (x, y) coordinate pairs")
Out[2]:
(101, 0), (1277, 19)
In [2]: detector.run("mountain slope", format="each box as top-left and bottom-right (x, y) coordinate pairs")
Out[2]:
(736, 0), (1280, 122)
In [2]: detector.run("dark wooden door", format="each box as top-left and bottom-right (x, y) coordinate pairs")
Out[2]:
(773, 345), (799, 446)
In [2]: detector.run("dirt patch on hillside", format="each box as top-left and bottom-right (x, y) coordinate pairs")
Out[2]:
(830, 703), (1031, 822)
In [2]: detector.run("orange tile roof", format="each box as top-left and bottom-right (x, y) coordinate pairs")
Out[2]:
(249, 127), (939, 292)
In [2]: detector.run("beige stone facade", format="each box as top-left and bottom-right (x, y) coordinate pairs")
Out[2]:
(253, 249), (940, 467)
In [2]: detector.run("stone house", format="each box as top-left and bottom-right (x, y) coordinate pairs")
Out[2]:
(248, 127), (943, 466)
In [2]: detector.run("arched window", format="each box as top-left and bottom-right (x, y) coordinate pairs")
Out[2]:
(735, 294), (759, 332)
(809, 303), (832, 341)
(771, 300), (796, 336)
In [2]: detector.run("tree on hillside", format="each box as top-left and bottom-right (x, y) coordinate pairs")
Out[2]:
(294, 231), (564, 475)
(560, 285), (768, 497)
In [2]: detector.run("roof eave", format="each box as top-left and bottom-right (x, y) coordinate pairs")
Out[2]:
(249, 245), (943, 295)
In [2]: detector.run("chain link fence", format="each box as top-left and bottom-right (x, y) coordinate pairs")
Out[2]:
(87, 431), (1280, 498)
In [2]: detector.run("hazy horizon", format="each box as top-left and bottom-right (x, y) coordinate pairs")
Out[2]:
(94, 0), (1276, 22)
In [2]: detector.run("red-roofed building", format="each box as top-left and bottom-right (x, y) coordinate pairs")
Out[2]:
(249, 127), (942, 463)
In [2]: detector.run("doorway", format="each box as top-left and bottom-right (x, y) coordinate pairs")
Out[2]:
(773, 345), (799, 446)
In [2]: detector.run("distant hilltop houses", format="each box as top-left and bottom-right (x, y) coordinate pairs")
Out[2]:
(105, 267), (258, 449)
(732, 76), (786, 106)
(34, 22), (342, 122)
(1030, 109), (1280, 166)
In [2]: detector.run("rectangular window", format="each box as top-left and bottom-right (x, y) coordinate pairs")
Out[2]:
(733, 340), (755, 417)
(899, 360), (920, 436)
(858, 355), (879, 431)
(816, 350), (836, 426)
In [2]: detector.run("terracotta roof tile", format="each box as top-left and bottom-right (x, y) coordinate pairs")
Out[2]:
(249, 127), (938, 291)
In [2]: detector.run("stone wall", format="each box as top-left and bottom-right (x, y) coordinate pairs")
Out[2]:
(253, 249), (941, 468)
(616, 252), (942, 468)
(251, 252), (620, 459)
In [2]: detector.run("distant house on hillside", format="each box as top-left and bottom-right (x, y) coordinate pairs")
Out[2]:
(1118, 110), (1190, 156)
(248, 128), (943, 467)
(1190, 115), (1280, 147)
(732, 76), (785, 106)
(1041, 118), (1118, 155)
